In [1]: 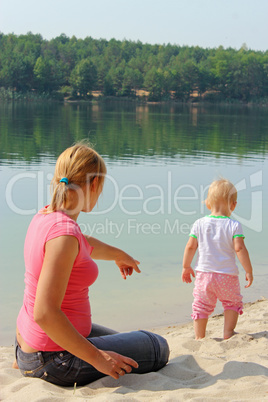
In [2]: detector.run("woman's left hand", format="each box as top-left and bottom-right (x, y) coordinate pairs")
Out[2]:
(115, 252), (141, 280)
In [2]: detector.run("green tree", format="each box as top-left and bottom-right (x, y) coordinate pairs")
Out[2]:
(144, 67), (164, 101)
(70, 59), (97, 97)
(238, 53), (266, 100)
(107, 62), (126, 94)
(34, 56), (51, 91)
(0, 33), (42, 91)
(34, 56), (63, 92)
(122, 67), (143, 96)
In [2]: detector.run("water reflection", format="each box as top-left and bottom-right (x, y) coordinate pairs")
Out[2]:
(0, 102), (267, 167)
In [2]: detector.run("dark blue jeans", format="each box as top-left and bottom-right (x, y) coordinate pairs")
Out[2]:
(15, 324), (169, 387)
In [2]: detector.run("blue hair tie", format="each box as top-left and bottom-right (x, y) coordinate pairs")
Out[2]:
(60, 177), (69, 185)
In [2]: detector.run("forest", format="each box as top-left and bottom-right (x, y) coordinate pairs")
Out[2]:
(0, 32), (267, 102)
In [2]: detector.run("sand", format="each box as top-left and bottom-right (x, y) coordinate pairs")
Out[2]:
(1, 298), (267, 401)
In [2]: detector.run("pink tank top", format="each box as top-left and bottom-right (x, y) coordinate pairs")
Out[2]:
(17, 208), (98, 351)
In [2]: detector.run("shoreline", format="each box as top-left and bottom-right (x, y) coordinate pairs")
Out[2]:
(149, 297), (267, 335)
(1, 93), (268, 107)
(0, 296), (264, 347)
(1, 298), (267, 401)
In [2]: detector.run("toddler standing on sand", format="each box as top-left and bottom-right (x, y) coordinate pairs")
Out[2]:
(182, 179), (253, 340)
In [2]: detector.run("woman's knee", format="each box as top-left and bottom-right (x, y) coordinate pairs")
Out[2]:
(155, 333), (169, 369)
(89, 330), (169, 373)
(139, 331), (169, 371)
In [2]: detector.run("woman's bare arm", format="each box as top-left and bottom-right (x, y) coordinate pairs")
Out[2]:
(85, 235), (141, 279)
(33, 235), (138, 378)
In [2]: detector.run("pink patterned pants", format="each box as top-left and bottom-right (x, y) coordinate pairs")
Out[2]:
(192, 271), (243, 320)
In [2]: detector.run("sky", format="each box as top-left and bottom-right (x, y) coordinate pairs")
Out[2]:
(0, 0), (267, 51)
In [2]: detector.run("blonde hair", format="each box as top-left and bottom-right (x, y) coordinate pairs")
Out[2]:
(206, 178), (237, 208)
(48, 143), (106, 212)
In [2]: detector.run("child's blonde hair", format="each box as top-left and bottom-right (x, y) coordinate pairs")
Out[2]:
(48, 143), (107, 212)
(206, 178), (237, 208)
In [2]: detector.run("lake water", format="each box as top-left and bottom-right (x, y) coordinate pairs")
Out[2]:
(1, 101), (267, 346)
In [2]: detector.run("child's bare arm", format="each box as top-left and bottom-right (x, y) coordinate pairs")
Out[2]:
(233, 237), (253, 288)
(182, 236), (198, 283)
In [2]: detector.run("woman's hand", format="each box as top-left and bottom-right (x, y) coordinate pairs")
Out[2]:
(93, 350), (139, 379)
(115, 251), (141, 280)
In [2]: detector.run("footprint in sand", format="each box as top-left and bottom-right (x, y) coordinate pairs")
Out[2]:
(181, 339), (202, 352)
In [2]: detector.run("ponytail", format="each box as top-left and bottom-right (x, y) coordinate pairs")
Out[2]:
(46, 143), (106, 213)
(49, 180), (69, 212)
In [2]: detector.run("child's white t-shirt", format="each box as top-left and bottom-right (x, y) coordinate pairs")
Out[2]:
(189, 215), (244, 276)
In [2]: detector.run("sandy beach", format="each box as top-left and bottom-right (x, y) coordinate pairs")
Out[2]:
(1, 298), (267, 401)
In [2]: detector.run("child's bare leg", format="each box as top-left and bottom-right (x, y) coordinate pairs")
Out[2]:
(224, 309), (238, 339)
(12, 359), (19, 369)
(194, 318), (208, 339)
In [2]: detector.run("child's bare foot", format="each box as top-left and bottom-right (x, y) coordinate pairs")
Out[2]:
(224, 330), (237, 339)
(194, 318), (208, 340)
(195, 335), (205, 340)
(12, 359), (19, 369)
(223, 310), (238, 340)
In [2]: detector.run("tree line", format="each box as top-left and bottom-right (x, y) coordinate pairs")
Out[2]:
(0, 32), (267, 102)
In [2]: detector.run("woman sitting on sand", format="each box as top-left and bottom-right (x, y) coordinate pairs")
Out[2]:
(14, 143), (169, 386)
